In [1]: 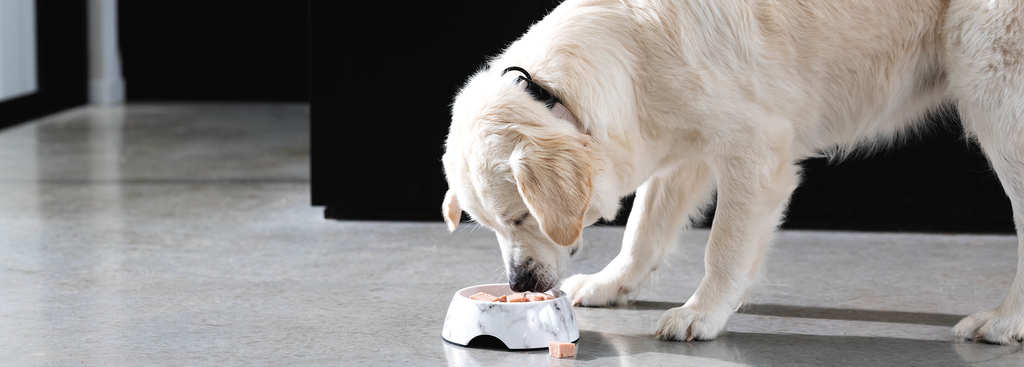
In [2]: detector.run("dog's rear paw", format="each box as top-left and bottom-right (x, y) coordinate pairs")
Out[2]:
(954, 306), (1024, 345)
(655, 305), (731, 342)
(560, 273), (631, 307)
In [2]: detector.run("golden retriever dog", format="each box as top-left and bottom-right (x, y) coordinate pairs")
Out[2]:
(440, 0), (1024, 344)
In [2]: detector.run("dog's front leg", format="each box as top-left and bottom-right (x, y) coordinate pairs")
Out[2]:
(655, 149), (799, 341)
(561, 161), (715, 306)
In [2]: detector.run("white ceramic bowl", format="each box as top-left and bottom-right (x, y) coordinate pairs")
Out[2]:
(441, 283), (579, 350)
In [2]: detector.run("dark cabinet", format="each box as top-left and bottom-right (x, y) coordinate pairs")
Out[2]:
(311, 1), (1013, 233)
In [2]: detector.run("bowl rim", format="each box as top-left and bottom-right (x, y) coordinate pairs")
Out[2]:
(455, 283), (565, 304)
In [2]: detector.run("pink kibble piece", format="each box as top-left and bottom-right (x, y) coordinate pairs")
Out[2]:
(469, 292), (498, 302)
(507, 293), (529, 303)
(549, 341), (575, 358)
(527, 293), (553, 302)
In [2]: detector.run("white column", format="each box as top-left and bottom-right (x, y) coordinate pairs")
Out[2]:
(89, 0), (125, 104)
(0, 0), (38, 102)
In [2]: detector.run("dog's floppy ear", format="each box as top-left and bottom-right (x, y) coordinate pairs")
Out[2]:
(442, 188), (462, 232)
(511, 134), (592, 247)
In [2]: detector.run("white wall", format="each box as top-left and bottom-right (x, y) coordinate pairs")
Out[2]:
(0, 0), (37, 102)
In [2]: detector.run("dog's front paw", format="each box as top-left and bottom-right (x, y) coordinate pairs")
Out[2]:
(655, 305), (732, 342)
(954, 306), (1024, 345)
(560, 273), (631, 307)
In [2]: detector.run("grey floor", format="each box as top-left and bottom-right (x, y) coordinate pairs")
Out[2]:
(1, 104), (1022, 366)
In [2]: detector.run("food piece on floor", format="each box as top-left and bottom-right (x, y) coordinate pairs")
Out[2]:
(469, 292), (498, 302)
(549, 341), (575, 358)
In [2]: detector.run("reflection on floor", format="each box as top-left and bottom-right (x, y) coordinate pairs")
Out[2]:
(0, 104), (1021, 366)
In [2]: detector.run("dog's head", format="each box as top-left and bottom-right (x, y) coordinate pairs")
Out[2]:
(442, 69), (603, 292)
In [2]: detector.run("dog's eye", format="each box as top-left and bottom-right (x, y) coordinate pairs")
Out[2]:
(512, 212), (529, 226)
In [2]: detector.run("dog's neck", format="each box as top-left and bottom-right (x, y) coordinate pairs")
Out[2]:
(502, 66), (584, 133)
(549, 101), (582, 131)
(490, 2), (674, 221)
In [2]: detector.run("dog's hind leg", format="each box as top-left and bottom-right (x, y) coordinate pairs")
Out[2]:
(561, 160), (715, 307)
(947, 0), (1024, 345)
(655, 131), (800, 342)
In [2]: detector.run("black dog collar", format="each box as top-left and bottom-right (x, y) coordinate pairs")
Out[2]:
(501, 66), (579, 125)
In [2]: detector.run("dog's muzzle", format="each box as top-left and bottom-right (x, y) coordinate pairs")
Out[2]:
(508, 260), (553, 293)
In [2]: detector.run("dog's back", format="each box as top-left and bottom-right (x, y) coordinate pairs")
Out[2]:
(626, 0), (953, 156)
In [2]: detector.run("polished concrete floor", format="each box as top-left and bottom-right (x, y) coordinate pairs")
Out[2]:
(1, 104), (1023, 366)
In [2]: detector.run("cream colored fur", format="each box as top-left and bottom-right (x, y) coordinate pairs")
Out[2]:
(442, 0), (1024, 344)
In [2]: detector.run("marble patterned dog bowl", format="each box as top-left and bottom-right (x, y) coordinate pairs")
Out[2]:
(441, 283), (579, 350)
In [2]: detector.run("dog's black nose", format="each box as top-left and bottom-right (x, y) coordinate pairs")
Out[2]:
(509, 268), (539, 293)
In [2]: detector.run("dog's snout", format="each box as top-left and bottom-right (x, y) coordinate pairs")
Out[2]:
(509, 266), (539, 293)
(509, 258), (555, 292)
